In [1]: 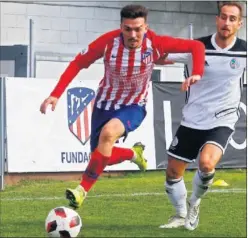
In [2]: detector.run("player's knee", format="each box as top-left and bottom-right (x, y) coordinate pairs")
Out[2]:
(99, 126), (117, 144)
(199, 155), (217, 173)
(166, 158), (186, 180)
(200, 164), (215, 173)
(166, 167), (182, 180)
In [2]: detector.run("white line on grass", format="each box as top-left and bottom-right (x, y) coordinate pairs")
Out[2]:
(1, 188), (246, 201)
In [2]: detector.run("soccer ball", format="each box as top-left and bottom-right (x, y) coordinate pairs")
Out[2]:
(45, 206), (82, 237)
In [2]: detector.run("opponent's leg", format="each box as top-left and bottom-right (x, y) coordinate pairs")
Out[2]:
(185, 144), (221, 230)
(160, 157), (188, 228)
(185, 127), (233, 230)
(160, 126), (202, 229)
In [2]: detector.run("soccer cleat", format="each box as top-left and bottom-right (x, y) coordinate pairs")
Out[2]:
(184, 201), (200, 230)
(131, 142), (147, 171)
(65, 185), (87, 209)
(159, 215), (186, 229)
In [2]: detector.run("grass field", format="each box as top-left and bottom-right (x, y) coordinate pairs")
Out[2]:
(0, 170), (246, 237)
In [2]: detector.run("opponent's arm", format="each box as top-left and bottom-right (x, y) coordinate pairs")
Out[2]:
(155, 52), (190, 65)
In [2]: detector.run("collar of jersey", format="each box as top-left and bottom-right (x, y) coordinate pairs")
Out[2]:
(211, 33), (237, 52)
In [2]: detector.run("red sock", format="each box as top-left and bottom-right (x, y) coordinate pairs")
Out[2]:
(80, 149), (110, 192)
(107, 147), (134, 165)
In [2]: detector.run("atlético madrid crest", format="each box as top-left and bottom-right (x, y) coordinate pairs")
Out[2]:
(142, 50), (153, 64)
(67, 87), (95, 145)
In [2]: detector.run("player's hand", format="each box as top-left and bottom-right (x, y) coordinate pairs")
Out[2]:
(154, 53), (175, 65)
(181, 75), (201, 91)
(40, 96), (58, 114)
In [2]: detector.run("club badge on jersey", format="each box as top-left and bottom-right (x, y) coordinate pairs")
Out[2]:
(230, 58), (240, 69)
(142, 49), (153, 64)
(67, 87), (95, 145)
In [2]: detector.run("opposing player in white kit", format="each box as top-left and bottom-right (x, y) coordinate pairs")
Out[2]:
(158, 2), (247, 230)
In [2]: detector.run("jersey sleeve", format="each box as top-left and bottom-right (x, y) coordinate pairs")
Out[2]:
(155, 35), (205, 77)
(50, 31), (116, 98)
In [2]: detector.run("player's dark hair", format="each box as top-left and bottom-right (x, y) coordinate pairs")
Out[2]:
(218, 1), (243, 18)
(120, 4), (148, 22)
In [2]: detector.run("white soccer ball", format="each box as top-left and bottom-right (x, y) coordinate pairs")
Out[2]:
(45, 206), (82, 237)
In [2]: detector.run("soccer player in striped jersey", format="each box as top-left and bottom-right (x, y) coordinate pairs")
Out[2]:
(158, 2), (246, 230)
(40, 4), (205, 209)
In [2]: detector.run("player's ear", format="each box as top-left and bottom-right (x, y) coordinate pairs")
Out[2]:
(215, 15), (219, 25)
(144, 23), (148, 33)
(238, 18), (242, 30)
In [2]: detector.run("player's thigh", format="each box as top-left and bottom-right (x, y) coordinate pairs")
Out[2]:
(100, 118), (126, 140)
(166, 125), (203, 178)
(199, 144), (223, 172)
(90, 105), (146, 150)
(167, 125), (204, 163)
(199, 126), (234, 171)
(98, 104), (146, 140)
(90, 106), (114, 151)
(114, 104), (147, 135)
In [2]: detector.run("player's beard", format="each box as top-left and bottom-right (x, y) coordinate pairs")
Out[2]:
(216, 26), (231, 39)
(128, 38), (141, 49)
(218, 30), (235, 41)
(129, 44), (137, 49)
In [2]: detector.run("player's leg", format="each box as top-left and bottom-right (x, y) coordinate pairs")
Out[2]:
(108, 144), (145, 169)
(107, 104), (147, 171)
(66, 105), (147, 208)
(66, 107), (125, 209)
(79, 104), (147, 193)
(185, 127), (234, 230)
(160, 126), (203, 229)
(159, 157), (188, 229)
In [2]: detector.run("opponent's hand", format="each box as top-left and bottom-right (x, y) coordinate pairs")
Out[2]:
(154, 53), (175, 65)
(40, 96), (58, 114)
(181, 75), (201, 91)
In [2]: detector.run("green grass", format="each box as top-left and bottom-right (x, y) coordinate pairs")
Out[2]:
(0, 170), (246, 237)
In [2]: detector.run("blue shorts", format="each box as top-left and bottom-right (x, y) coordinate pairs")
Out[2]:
(90, 105), (147, 152)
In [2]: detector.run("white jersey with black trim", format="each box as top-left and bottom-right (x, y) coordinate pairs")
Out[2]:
(167, 33), (247, 130)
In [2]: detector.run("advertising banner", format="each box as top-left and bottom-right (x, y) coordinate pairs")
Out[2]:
(5, 77), (156, 172)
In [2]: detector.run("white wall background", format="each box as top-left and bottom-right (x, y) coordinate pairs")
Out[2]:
(1, 1), (246, 54)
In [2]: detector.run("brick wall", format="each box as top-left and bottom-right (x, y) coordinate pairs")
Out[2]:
(0, 1), (246, 54)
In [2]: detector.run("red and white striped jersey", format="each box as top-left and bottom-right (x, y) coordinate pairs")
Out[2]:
(51, 29), (205, 110)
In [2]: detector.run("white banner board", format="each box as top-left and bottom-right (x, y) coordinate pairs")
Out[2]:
(5, 77), (156, 172)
